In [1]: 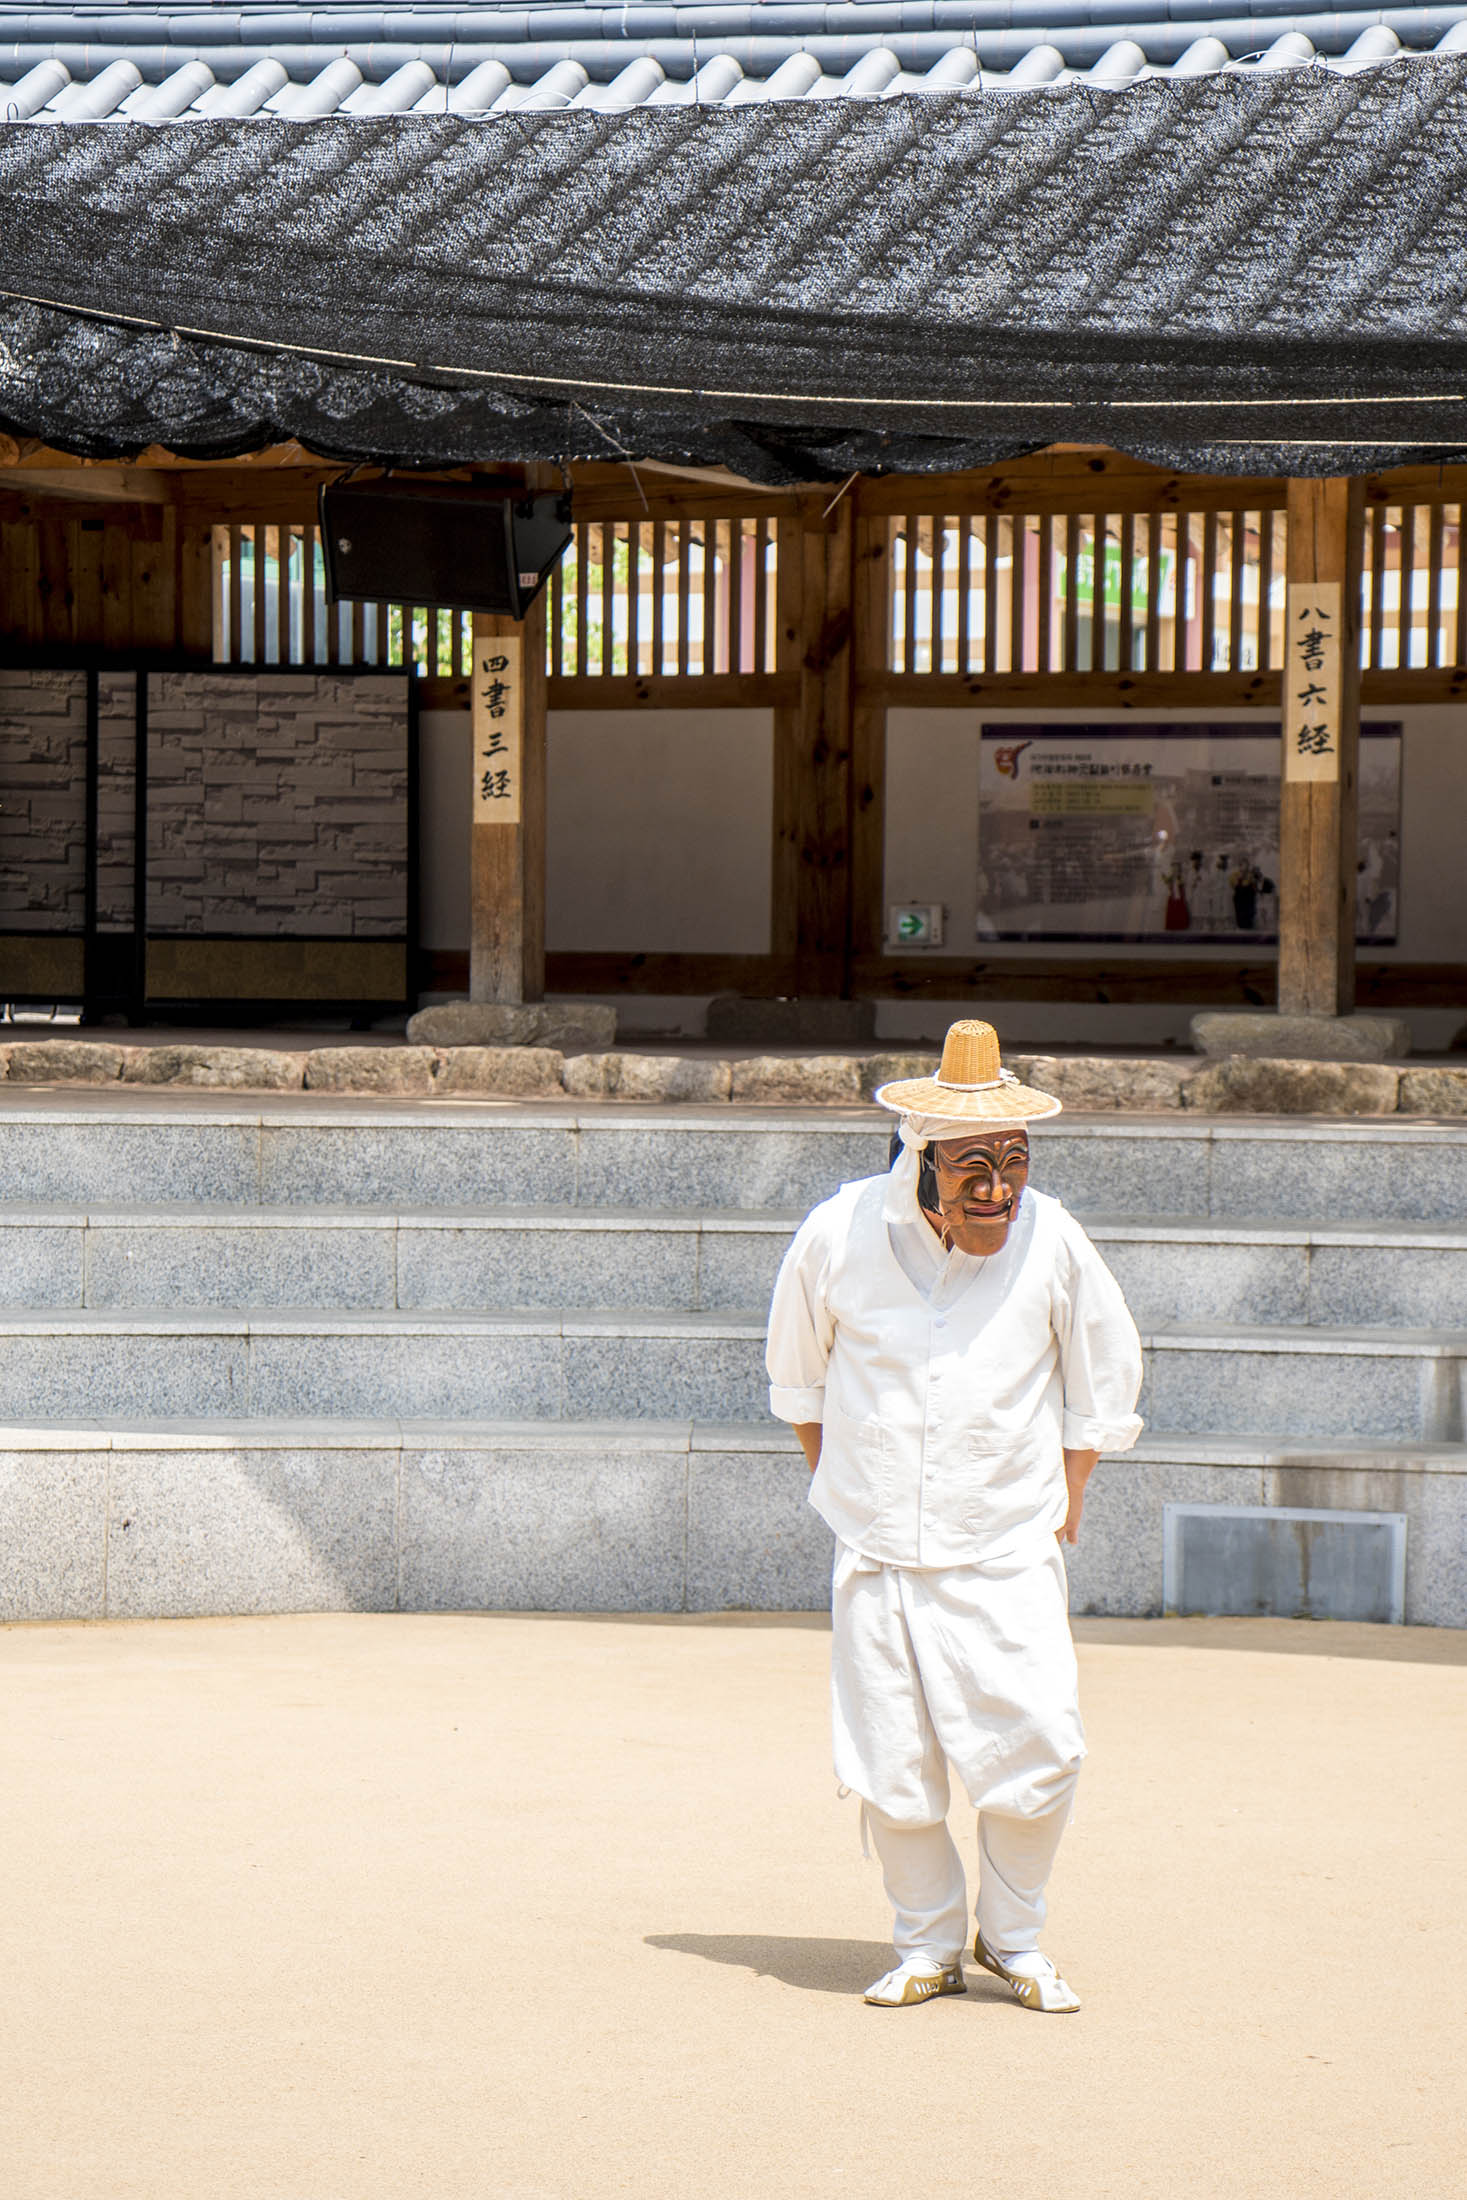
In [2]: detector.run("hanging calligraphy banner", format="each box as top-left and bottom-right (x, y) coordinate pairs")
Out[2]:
(1283, 580), (1343, 786)
(471, 632), (523, 825)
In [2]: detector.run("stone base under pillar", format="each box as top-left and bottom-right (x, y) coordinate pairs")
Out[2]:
(1190, 1011), (1412, 1063)
(405, 1000), (617, 1051)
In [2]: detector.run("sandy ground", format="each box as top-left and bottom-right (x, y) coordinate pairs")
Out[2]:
(0, 1612), (1461, 2200)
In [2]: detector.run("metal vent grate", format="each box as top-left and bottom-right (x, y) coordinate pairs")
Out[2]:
(1163, 1505), (1407, 1625)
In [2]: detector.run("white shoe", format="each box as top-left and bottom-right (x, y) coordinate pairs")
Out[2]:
(863, 1955), (966, 2008)
(973, 1930), (1081, 2013)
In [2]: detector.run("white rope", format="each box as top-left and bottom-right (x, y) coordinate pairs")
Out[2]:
(0, 282), (1460, 422)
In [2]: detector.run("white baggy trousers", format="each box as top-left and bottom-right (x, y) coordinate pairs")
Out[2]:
(832, 1536), (1085, 1963)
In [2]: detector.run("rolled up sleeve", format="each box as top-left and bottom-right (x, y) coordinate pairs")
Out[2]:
(765, 1206), (836, 1424)
(1052, 1216), (1144, 1454)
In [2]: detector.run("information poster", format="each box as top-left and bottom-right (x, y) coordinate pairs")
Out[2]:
(977, 724), (1401, 944)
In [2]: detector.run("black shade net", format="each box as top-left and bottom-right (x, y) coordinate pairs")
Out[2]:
(5, 55), (1467, 480)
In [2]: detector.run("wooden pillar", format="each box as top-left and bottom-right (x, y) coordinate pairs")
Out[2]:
(772, 496), (855, 996)
(850, 509), (890, 970)
(469, 592), (547, 1005)
(1278, 476), (1364, 1019)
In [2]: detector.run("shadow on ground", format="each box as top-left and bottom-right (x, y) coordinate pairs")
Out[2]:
(646, 1933), (1023, 2007)
(647, 1933), (897, 1995)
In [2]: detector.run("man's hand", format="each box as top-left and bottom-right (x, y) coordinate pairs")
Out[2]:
(1058, 1448), (1098, 1545)
(794, 1422), (823, 1475)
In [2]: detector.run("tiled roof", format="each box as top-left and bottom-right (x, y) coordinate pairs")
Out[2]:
(4, 36), (1467, 478)
(6, 0), (1467, 115)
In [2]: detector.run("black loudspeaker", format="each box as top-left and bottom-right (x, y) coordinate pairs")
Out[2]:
(319, 479), (573, 618)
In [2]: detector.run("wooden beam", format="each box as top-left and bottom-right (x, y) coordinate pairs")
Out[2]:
(865, 669), (1283, 708)
(0, 468), (176, 507)
(421, 670), (798, 712)
(1363, 666), (1467, 702)
(0, 440), (330, 475)
(100, 518), (130, 653)
(177, 519), (213, 659)
(1278, 477), (1364, 1019)
(850, 511), (889, 963)
(770, 516), (803, 963)
(468, 597), (546, 1006)
(413, 659), (1467, 715)
(853, 955), (1280, 1005)
(772, 498), (855, 995)
(1367, 464), (1467, 501)
(541, 951), (1467, 1009)
(854, 467), (1288, 521)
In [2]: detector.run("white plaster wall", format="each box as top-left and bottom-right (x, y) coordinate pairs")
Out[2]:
(419, 707), (773, 960)
(880, 705), (1467, 1050)
(418, 710), (471, 952)
(546, 709), (772, 954)
(421, 700), (1467, 1046)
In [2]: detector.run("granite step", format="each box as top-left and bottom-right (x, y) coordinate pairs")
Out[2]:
(1093, 1219), (1467, 1329)
(3, 1098), (1467, 1220)
(0, 1103), (891, 1213)
(1143, 1323), (1467, 1442)
(0, 1204), (791, 1313)
(4, 1204), (1467, 1326)
(0, 1417), (1462, 1626)
(2, 1302), (1466, 1437)
(0, 1307), (772, 1423)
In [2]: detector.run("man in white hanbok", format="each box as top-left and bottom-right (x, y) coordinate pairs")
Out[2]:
(766, 1020), (1143, 2013)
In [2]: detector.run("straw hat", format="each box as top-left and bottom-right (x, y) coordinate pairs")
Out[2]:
(875, 1019), (1062, 1126)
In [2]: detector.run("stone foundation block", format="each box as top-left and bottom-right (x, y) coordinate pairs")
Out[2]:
(303, 1046), (439, 1096)
(6, 1040), (125, 1084)
(1183, 1057), (1401, 1115)
(122, 1044), (305, 1090)
(729, 1055), (865, 1105)
(1191, 1010), (1412, 1062)
(407, 1000), (615, 1052)
(1397, 1067), (1467, 1116)
(533, 1004), (617, 1052)
(860, 1052), (939, 1100)
(407, 1002), (540, 1047)
(563, 1052), (732, 1103)
(1023, 1055), (1192, 1111)
(432, 1047), (565, 1097)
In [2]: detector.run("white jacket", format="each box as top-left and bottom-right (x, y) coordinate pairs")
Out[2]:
(766, 1176), (1143, 1567)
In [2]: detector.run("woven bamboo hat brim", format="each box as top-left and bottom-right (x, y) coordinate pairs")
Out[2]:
(875, 1018), (1062, 1125)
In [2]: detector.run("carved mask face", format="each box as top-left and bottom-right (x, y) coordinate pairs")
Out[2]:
(924, 1128), (1030, 1257)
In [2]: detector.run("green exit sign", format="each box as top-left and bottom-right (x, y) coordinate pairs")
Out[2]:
(889, 904), (944, 948)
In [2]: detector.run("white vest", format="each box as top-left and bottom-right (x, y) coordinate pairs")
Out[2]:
(809, 1179), (1077, 1567)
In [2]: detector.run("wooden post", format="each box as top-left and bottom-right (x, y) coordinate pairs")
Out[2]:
(1278, 477), (1364, 1019)
(771, 495), (855, 995)
(850, 508), (890, 968)
(469, 592), (547, 1005)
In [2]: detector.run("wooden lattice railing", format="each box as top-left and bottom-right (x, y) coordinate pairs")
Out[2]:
(547, 515), (778, 679)
(212, 514), (781, 682)
(886, 506), (1290, 677)
(208, 491), (1467, 688)
(213, 522), (473, 675)
(1361, 499), (1465, 671)
(884, 493), (1467, 681)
